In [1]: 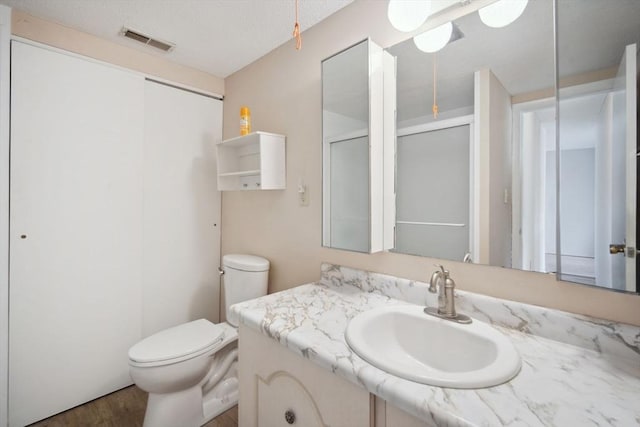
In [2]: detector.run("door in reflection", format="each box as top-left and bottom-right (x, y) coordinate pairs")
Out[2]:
(395, 124), (472, 261)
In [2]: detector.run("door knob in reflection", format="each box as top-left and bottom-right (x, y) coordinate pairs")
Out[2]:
(609, 244), (626, 255)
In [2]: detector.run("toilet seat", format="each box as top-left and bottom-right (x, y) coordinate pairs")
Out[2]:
(129, 319), (225, 368)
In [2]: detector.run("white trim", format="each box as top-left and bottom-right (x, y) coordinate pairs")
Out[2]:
(325, 129), (368, 144)
(511, 97), (556, 272)
(369, 39), (384, 253)
(397, 114), (474, 138)
(382, 50), (396, 251)
(0, 6), (10, 426)
(623, 44), (637, 292)
(10, 36), (223, 100)
(468, 122), (477, 263)
(512, 107), (523, 270)
(559, 77), (615, 100)
(397, 221), (465, 227)
(512, 96), (556, 113)
(473, 72), (482, 263)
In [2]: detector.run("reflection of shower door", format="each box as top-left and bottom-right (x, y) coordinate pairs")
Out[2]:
(396, 123), (471, 260)
(328, 136), (370, 252)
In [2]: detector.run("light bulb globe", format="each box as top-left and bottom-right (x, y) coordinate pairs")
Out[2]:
(479, 0), (529, 28)
(413, 22), (453, 53)
(387, 0), (432, 33)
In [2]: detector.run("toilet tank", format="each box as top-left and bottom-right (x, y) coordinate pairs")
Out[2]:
(222, 254), (269, 326)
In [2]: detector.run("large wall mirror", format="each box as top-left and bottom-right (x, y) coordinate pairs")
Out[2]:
(385, 0), (639, 293)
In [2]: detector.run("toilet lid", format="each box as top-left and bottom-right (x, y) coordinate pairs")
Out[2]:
(223, 254), (269, 272)
(128, 319), (225, 364)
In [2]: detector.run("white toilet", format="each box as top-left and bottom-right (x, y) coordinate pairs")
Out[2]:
(128, 254), (270, 427)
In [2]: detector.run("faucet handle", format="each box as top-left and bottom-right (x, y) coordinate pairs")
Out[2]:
(429, 264), (448, 293)
(428, 267), (442, 293)
(428, 272), (438, 293)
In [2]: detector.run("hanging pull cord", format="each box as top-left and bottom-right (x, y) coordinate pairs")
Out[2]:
(432, 53), (439, 119)
(293, 0), (302, 50)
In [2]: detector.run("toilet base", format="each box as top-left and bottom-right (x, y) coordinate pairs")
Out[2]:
(143, 374), (239, 427)
(201, 386), (238, 425)
(140, 341), (239, 427)
(143, 385), (204, 427)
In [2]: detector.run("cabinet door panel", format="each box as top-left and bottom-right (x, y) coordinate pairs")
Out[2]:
(238, 324), (370, 427)
(258, 372), (324, 427)
(9, 41), (144, 426)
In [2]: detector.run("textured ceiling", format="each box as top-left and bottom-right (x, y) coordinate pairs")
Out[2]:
(0, 0), (354, 78)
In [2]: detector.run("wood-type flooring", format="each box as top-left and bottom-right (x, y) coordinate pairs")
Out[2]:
(27, 385), (238, 427)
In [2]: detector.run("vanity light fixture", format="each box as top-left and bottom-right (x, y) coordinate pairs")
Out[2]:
(478, 0), (529, 28)
(413, 21), (453, 53)
(412, 22), (463, 119)
(387, 0), (432, 32)
(413, 22), (453, 119)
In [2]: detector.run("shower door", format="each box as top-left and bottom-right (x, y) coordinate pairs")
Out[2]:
(395, 123), (472, 261)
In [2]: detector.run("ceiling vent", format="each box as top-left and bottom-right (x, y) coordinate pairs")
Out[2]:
(119, 27), (175, 52)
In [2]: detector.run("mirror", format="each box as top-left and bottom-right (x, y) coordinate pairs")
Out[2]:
(322, 40), (370, 252)
(322, 39), (395, 253)
(387, 0), (555, 267)
(557, 0), (640, 292)
(385, 0), (640, 293)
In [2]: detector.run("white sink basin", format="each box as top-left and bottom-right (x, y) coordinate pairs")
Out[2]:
(345, 305), (521, 388)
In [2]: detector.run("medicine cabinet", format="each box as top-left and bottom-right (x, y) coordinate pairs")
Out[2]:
(321, 39), (395, 253)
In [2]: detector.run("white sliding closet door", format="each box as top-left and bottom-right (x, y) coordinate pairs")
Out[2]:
(142, 81), (222, 336)
(9, 42), (144, 426)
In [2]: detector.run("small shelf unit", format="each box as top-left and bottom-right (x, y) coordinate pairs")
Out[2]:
(216, 131), (286, 191)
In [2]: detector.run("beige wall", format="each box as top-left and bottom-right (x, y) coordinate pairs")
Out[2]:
(222, 0), (640, 326)
(11, 9), (224, 95)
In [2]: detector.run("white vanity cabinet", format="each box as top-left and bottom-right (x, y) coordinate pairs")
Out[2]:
(238, 324), (432, 427)
(238, 325), (371, 427)
(216, 131), (285, 191)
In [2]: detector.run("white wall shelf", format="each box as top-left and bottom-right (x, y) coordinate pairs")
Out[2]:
(216, 131), (286, 191)
(218, 169), (261, 178)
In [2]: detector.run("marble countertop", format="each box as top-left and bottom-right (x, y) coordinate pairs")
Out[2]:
(230, 264), (640, 426)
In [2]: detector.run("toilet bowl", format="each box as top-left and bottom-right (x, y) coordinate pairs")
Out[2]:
(128, 254), (269, 427)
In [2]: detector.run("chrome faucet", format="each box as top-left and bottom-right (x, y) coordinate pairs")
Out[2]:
(426, 265), (472, 324)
